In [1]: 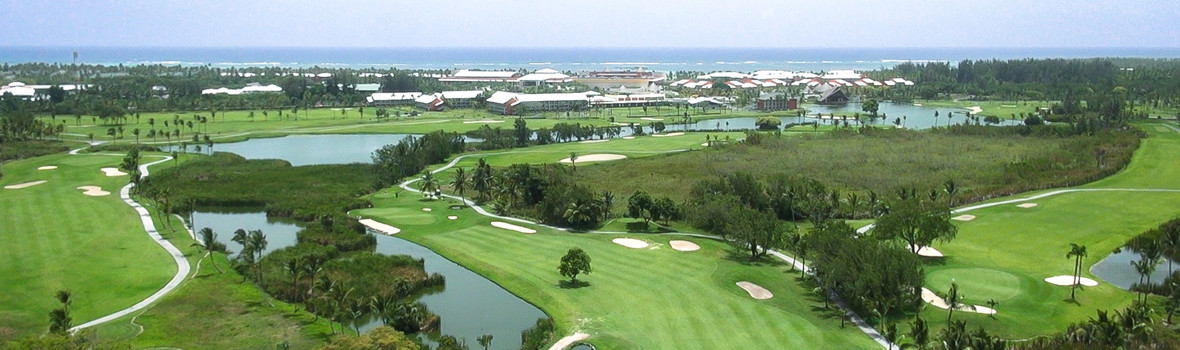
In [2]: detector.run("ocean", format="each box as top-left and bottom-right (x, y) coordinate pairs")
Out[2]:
(1, 46), (1178, 72)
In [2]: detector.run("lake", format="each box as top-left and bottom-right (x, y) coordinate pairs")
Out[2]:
(1091, 249), (1178, 290)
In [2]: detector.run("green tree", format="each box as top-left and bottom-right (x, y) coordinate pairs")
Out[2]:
(316, 326), (420, 350)
(451, 167), (469, 205)
(477, 334), (493, 350)
(755, 116), (782, 130)
(193, 227), (227, 274)
(558, 248), (592, 284)
(568, 152), (578, 172)
(627, 190), (655, 226)
(908, 316), (929, 350)
(944, 282), (963, 324)
(874, 198), (957, 254)
(420, 171), (439, 196)
(514, 117), (530, 147)
(862, 99), (880, 116)
(48, 289), (72, 334)
(1066, 243), (1088, 300)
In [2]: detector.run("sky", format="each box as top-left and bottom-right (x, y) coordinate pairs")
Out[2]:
(1, 0), (1178, 48)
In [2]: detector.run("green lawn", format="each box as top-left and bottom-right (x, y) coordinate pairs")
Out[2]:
(354, 191), (880, 349)
(910, 120), (1180, 337)
(0, 153), (174, 341)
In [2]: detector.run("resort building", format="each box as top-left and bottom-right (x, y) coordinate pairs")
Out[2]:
(589, 93), (666, 108)
(755, 92), (798, 111)
(574, 69), (666, 91)
(439, 70), (522, 83)
(486, 91), (589, 115)
(366, 92), (423, 106)
(413, 90), (484, 111)
(517, 68), (573, 87)
(201, 83), (283, 95)
(813, 84), (849, 105)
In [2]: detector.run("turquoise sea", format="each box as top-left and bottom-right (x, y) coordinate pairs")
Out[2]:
(1, 47), (1178, 72)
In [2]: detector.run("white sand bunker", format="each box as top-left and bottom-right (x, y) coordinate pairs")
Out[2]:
(856, 224), (875, 235)
(622, 136), (635, 140)
(1017, 203), (1038, 208)
(640, 117), (664, 121)
(37, 166), (57, 170)
(908, 244), (945, 257)
(736, 281), (773, 300)
(952, 215), (976, 221)
(76, 185), (110, 196)
(559, 154), (627, 163)
(359, 219), (402, 235)
(100, 167), (128, 176)
(579, 139), (609, 144)
(492, 221), (536, 234)
(422, 208), (433, 212)
(4, 180), (47, 189)
(651, 132), (685, 137)
(462, 120), (504, 124)
(669, 240), (700, 252)
(447, 215), (458, 220)
(1044, 275), (1099, 287)
(967, 106), (984, 114)
(612, 238), (649, 249)
(921, 288), (997, 315)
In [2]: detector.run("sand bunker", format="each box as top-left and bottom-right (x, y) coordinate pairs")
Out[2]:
(76, 185), (110, 196)
(908, 244), (945, 257)
(736, 281), (773, 300)
(952, 215), (976, 221)
(622, 136), (635, 140)
(100, 167), (128, 176)
(651, 132), (685, 137)
(612, 238), (649, 249)
(422, 208), (432, 212)
(1044, 275), (1099, 287)
(921, 288), (997, 315)
(640, 117), (664, 121)
(359, 219), (401, 235)
(4, 180), (47, 189)
(856, 224), (875, 235)
(1017, 203), (1038, 208)
(669, 240), (700, 252)
(559, 154), (627, 163)
(462, 120), (505, 124)
(37, 166), (57, 170)
(967, 106), (984, 114)
(579, 139), (609, 144)
(447, 215), (458, 220)
(491, 221), (536, 234)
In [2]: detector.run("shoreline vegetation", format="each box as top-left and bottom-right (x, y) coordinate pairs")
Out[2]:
(3, 56), (1180, 349)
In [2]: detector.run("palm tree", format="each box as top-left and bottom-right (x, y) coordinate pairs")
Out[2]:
(1132, 259), (1154, 302)
(945, 282), (963, 324)
(48, 289), (73, 334)
(563, 202), (592, 227)
(943, 179), (959, 205)
(477, 334), (494, 350)
(193, 227), (227, 274)
(601, 190), (615, 220)
(1066, 243), (1088, 300)
(248, 230), (268, 284)
(132, 128), (141, 144)
(450, 167), (469, 206)
(420, 171), (439, 197)
(908, 316), (929, 350)
(568, 152), (579, 171)
(1160, 227), (1180, 275)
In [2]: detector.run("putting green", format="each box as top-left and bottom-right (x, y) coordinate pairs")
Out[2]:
(353, 206), (437, 226)
(926, 268), (1023, 302)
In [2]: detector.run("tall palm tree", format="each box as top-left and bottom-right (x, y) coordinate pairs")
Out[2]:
(1160, 227), (1180, 275)
(908, 316), (929, 350)
(477, 334), (494, 350)
(1132, 259), (1153, 302)
(944, 282), (963, 324)
(451, 167), (469, 206)
(48, 289), (73, 334)
(248, 230), (268, 284)
(420, 171), (439, 196)
(568, 152), (579, 171)
(193, 227), (227, 274)
(1066, 243), (1088, 300)
(563, 202), (592, 227)
(601, 190), (615, 220)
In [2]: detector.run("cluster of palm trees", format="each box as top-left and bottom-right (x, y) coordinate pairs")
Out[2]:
(308, 276), (431, 336)
(1125, 223), (1180, 302)
(231, 229), (268, 285)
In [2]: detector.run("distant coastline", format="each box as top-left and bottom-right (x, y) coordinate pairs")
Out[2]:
(2, 46), (1178, 72)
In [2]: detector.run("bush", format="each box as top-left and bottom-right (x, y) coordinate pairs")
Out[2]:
(520, 318), (556, 350)
(755, 116), (782, 130)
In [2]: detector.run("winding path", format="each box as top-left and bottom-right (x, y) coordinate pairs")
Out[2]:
(395, 149), (897, 349)
(69, 153), (191, 332)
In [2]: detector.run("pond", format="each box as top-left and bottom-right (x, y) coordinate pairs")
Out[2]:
(190, 207), (303, 258)
(187, 208), (545, 348)
(165, 134), (414, 165)
(678, 103), (1023, 132)
(372, 233), (547, 349)
(1091, 249), (1179, 290)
